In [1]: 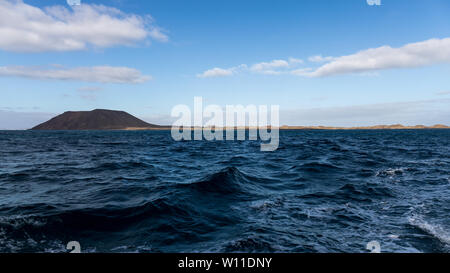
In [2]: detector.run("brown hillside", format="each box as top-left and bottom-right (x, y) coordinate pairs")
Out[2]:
(31, 109), (160, 130)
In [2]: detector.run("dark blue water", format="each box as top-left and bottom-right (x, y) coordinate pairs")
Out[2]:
(0, 130), (449, 253)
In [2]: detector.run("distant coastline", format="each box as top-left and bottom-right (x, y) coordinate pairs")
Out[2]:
(28, 109), (450, 131)
(280, 124), (450, 130)
(122, 124), (450, 131)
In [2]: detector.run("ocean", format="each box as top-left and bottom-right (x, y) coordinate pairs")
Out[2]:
(0, 130), (449, 253)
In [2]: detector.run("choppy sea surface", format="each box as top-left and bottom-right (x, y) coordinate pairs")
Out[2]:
(0, 130), (449, 253)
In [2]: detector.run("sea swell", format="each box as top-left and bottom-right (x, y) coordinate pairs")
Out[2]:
(0, 129), (449, 253)
(408, 216), (450, 247)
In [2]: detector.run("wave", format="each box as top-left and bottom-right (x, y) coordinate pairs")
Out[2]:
(298, 183), (394, 204)
(290, 162), (341, 174)
(408, 216), (450, 246)
(1, 130), (449, 253)
(80, 161), (155, 172)
(0, 198), (194, 252)
(0, 198), (187, 233)
(339, 183), (394, 198)
(0, 172), (32, 181)
(177, 167), (246, 194)
(0, 161), (155, 182)
(222, 236), (276, 252)
(376, 168), (405, 177)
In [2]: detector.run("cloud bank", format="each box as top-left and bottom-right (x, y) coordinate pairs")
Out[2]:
(198, 38), (450, 78)
(197, 67), (235, 78)
(197, 58), (302, 78)
(0, 0), (168, 52)
(302, 38), (450, 77)
(281, 99), (450, 127)
(0, 65), (151, 83)
(197, 64), (247, 78)
(436, 90), (450, 96)
(308, 55), (335, 63)
(250, 60), (290, 75)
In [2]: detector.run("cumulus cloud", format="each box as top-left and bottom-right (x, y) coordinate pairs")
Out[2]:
(197, 64), (247, 78)
(197, 67), (234, 78)
(290, 68), (313, 76)
(251, 60), (289, 72)
(198, 58), (302, 78)
(288, 57), (304, 64)
(0, 65), (151, 83)
(301, 38), (450, 77)
(201, 38), (450, 79)
(308, 55), (335, 63)
(250, 59), (303, 75)
(0, 0), (168, 52)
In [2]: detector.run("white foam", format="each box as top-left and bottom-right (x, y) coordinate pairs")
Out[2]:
(0, 215), (47, 229)
(408, 216), (450, 246)
(376, 168), (404, 177)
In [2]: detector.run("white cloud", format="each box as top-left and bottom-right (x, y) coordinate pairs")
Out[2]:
(197, 64), (247, 78)
(290, 68), (313, 76)
(436, 90), (450, 96)
(308, 55), (335, 63)
(198, 38), (450, 79)
(251, 59), (290, 72)
(288, 57), (304, 64)
(197, 67), (234, 78)
(198, 58), (303, 78)
(301, 38), (450, 77)
(0, 65), (151, 83)
(255, 70), (283, 75)
(250, 58), (304, 75)
(0, 0), (168, 52)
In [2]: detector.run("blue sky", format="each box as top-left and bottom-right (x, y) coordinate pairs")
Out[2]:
(1, 0), (450, 129)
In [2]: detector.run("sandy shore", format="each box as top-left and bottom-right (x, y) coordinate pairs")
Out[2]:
(123, 124), (450, 131)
